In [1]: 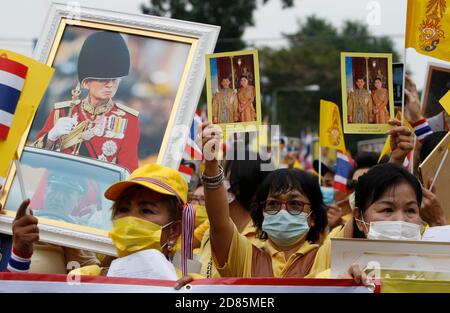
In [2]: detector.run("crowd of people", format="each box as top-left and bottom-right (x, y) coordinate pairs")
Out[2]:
(1, 73), (449, 289)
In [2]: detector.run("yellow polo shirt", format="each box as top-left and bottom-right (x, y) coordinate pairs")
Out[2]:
(213, 225), (318, 278)
(199, 220), (259, 278)
(308, 224), (346, 278)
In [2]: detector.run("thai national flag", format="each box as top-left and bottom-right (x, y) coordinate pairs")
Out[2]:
(0, 57), (28, 140)
(178, 163), (194, 183)
(184, 109), (203, 160)
(333, 150), (355, 193)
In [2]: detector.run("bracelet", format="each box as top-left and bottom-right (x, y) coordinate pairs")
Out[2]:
(201, 165), (224, 189)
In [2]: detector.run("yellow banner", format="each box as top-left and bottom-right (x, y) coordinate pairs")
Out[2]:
(382, 278), (450, 293)
(406, 0), (450, 62)
(0, 50), (54, 181)
(319, 100), (346, 153)
(439, 89), (450, 115)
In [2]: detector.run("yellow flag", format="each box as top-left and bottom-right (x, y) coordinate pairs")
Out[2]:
(405, 0), (450, 62)
(439, 89), (450, 115)
(0, 50), (54, 183)
(378, 112), (414, 162)
(319, 100), (346, 153)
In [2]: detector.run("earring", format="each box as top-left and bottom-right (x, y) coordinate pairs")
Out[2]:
(167, 240), (175, 252)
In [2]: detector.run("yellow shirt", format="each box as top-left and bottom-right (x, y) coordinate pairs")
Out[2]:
(194, 219), (209, 243)
(30, 242), (100, 274)
(199, 220), (259, 278)
(308, 224), (346, 278)
(213, 224), (318, 278)
(342, 213), (353, 223)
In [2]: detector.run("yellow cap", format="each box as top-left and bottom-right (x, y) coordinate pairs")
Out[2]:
(104, 164), (188, 204)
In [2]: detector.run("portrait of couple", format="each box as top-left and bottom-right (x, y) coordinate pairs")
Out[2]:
(206, 50), (261, 130)
(341, 53), (394, 134)
(347, 75), (389, 125)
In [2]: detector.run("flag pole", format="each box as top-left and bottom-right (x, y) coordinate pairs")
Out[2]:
(14, 159), (27, 202)
(318, 144), (322, 186)
(410, 135), (416, 174)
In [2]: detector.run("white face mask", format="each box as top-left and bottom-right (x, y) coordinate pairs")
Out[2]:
(364, 220), (422, 241)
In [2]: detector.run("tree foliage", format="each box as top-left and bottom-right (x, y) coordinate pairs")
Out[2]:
(260, 16), (400, 152)
(142, 0), (293, 51)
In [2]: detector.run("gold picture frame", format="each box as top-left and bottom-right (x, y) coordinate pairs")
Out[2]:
(205, 50), (262, 134)
(341, 52), (394, 134)
(0, 2), (219, 254)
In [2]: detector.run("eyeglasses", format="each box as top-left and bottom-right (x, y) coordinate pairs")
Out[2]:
(263, 200), (310, 215)
(189, 195), (205, 205)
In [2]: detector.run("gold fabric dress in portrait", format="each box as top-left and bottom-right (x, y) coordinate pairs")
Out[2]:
(212, 88), (239, 123)
(238, 85), (256, 122)
(347, 88), (373, 124)
(372, 87), (389, 124)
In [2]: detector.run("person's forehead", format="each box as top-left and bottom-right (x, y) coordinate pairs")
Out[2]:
(270, 189), (306, 198)
(194, 187), (204, 196)
(373, 183), (417, 204)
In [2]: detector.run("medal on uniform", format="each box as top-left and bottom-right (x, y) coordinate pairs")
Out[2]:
(105, 115), (127, 139)
(92, 116), (106, 137)
(98, 140), (118, 162)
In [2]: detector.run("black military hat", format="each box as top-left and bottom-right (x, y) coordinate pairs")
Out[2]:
(77, 31), (130, 83)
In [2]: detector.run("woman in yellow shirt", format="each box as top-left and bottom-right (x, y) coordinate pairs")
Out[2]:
(199, 152), (270, 278)
(199, 123), (327, 278)
(311, 163), (424, 279)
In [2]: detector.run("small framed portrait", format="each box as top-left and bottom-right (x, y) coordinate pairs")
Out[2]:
(341, 52), (394, 134)
(0, 3), (219, 253)
(421, 62), (450, 118)
(205, 50), (262, 133)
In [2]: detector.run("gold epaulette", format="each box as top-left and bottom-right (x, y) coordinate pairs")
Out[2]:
(115, 102), (139, 117)
(54, 100), (74, 110)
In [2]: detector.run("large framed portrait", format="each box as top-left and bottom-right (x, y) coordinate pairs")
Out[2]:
(421, 62), (450, 118)
(205, 50), (262, 133)
(0, 2), (219, 254)
(341, 52), (394, 134)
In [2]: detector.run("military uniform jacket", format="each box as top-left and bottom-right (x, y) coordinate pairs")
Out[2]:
(34, 99), (140, 172)
(347, 88), (373, 124)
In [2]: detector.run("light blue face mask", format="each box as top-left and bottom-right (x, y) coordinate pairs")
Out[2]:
(262, 210), (310, 246)
(320, 186), (334, 205)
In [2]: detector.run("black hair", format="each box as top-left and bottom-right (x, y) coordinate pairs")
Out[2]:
(419, 131), (448, 165)
(352, 163), (422, 238)
(224, 151), (271, 212)
(111, 185), (183, 221)
(374, 77), (382, 82)
(251, 169), (327, 244)
(348, 152), (388, 189)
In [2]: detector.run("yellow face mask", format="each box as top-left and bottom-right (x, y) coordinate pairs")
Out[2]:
(109, 216), (173, 257)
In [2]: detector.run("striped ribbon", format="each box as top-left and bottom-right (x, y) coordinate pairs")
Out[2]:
(181, 203), (195, 277)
